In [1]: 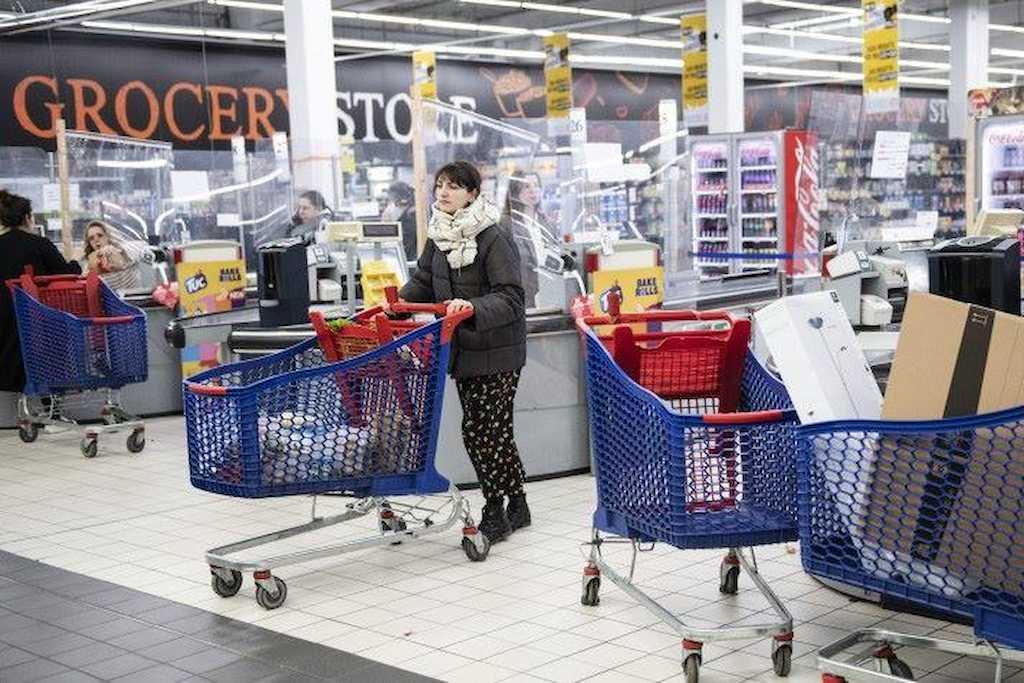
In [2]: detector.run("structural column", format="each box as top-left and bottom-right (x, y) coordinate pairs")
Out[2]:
(706, 0), (744, 134)
(283, 0), (338, 201)
(949, 0), (988, 139)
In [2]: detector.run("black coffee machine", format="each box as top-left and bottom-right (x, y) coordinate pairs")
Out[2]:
(928, 236), (1021, 315)
(257, 237), (309, 326)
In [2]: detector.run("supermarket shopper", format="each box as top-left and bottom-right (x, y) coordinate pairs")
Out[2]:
(501, 173), (547, 309)
(390, 161), (530, 543)
(381, 181), (419, 262)
(0, 190), (81, 393)
(81, 220), (151, 291)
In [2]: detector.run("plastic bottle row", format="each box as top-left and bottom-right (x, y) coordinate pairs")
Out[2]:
(741, 169), (777, 188)
(698, 217), (728, 238)
(696, 175), (728, 191)
(1002, 145), (1024, 169)
(742, 217), (777, 238)
(696, 194), (728, 214)
(742, 193), (777, 213)
(695, 154), (729, 170)
(740, 149), (774, 167)
(992, 171), (1024, 197)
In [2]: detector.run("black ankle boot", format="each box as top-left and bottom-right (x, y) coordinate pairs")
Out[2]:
(478, 499), (511, 543)
(507, 494), (531, 531)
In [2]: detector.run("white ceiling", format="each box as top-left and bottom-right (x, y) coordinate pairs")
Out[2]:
(2, 0), (1024, 89)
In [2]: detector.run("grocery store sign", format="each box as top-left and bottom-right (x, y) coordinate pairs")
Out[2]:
(862, 0), (900, 115)
(680, 13), (708, 128)
(412, 51), (437, 100)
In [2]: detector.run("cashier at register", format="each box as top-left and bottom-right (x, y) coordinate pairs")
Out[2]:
(288, 190), (333, 242)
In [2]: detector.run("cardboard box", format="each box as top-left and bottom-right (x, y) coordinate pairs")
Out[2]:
(755, 291), (882, 423)
(883, 293), (1024, 419)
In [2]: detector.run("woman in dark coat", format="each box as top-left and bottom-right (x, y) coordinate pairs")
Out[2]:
(392, 161), (529, 543)
(0, 191), (81, 393)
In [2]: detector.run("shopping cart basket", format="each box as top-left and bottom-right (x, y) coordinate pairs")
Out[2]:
(184, 294), (488, 610)
(576, 299), (800, 681)
(6, 267), (147, 457)
(797, 408), (1024, 682)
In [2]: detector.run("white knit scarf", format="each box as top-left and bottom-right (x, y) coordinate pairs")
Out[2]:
(428, 193), (500, 268)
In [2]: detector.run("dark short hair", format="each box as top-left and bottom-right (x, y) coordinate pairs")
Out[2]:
(0, 190), (32, 228)
(298, 190), (328, 210)
(434, 161), (481, 194)
(388, 181), (414, 204)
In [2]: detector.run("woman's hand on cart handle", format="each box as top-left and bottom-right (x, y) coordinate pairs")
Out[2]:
(446, 299), (474, 317)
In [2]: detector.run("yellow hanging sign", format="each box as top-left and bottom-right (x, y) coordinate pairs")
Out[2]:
(862, 0), (899, 115)
(412, 50), (437, 99)
(680, 14), (708, 128)
(544, 33), (572, 119)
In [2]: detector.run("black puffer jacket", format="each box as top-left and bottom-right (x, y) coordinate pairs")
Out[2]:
(399, 225), (526, 378)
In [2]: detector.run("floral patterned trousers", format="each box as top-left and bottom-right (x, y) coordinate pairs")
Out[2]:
(455, 370), (526, 502)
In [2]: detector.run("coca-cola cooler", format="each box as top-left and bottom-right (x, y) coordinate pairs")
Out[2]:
(687, 130), (820, 280)
(976, 115), (1024, 213)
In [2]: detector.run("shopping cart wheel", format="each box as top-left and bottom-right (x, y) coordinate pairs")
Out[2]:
(886, 656), (913, 680)
(580, 577), (601, 606)
(18, 423), (38, 443)
(210, 568), (243, 598)
(772, 644), (792, 677)
(80, 437), (98, 459)
(380, 508), (407, 545)
(254, 575), (287, 610)
(683, 653), (701, 683)
(719, 565), (740, 595)
(461, 528), (490, 562)
(126, 429), (145, 454)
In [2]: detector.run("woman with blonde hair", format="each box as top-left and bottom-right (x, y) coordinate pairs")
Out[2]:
(82, 220), (151, 291)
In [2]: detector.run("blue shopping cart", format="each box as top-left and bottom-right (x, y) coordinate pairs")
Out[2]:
(576, 299), (801, 682)
(7, 267), (147, 457)
(184, 296), (488, 610)
(798, 408), (1024, 682)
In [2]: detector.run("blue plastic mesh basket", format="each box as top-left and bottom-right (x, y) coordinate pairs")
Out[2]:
(12, 281), (148, 396)
(184, 319), (452, 499)
(797, 409), (1024, 650)
(583, 328), (800, 549)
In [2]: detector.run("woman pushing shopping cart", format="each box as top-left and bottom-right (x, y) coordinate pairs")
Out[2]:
(576, 294), (801, 682)
(184, 290), (493, 610)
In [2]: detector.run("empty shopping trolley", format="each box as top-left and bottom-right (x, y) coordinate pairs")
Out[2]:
(7, 267), (147, 457)
(184, 295), (490, 610)
(576, 298), (800, 682)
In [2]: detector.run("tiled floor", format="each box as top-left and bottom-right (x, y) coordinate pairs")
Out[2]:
(0, 417), (1015, 682)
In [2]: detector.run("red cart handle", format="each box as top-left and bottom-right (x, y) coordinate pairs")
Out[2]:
(88, 315), (136, 325)
(703, 410), (785, 425)
(184, 382), (228, 396)
(383, 286), (471, 343)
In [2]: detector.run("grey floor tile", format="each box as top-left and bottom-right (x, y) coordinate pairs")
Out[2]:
(138, 637), (213, 663)
(204, 658), (291, 683)
(0, 646), (36, 668)
(2, 623), (69, 646)
(0, 658), (71, 683)
(51, 609), (123, 632)
(162, 613), (234, 637)
(254, 674), (320, 683)
(110, 664), (196, 683)
(134, 603), (202, 624)
(0, 613), (38, 633)
(21, 602), (95, 623)
(109, 595), (177, 616)
(171, 649), (245, 676)
(77, 617), (148, 642)
(249, 642), (371, 680)
(79, 652), (158, 680)
(17, 632), (96, 658)
(50, 642), (128, 668)
(36, 671), (102, 682)
(108, 626), (182, 651)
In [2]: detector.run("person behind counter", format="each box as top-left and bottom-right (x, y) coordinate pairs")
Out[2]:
(0, 190), (81, 393)
(389, 160), (530, 543)
(288, 190), (333, 242)
(82, 220), (151, 291)
(502, 173), (549, 309)
(381, 181), (418, 263)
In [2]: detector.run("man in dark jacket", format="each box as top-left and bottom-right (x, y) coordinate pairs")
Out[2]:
(396, 161), (530, 544)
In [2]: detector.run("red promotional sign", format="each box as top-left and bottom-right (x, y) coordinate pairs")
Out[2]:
(784, 130), (820, 277)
